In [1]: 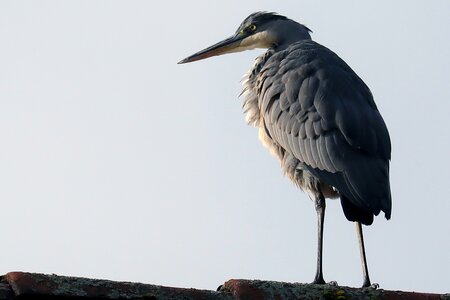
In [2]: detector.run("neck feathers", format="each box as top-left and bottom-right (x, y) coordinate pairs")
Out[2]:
(241, 49), (275, 126)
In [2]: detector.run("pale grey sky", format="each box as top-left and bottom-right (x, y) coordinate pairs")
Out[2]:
(0, 0), (449, 294)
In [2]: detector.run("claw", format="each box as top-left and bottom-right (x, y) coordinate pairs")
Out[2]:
(369, 283), (379, 289)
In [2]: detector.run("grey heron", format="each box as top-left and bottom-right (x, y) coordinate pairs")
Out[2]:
(178, 12), (391, 288)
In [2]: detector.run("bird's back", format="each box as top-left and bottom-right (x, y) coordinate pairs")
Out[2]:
(242, 40), (391, 225)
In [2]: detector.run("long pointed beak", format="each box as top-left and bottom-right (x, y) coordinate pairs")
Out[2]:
(178, 33), (245, 64)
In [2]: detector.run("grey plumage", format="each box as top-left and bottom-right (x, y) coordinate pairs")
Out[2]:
(243, 40), (391, 225)
(179, 11), (391, 288)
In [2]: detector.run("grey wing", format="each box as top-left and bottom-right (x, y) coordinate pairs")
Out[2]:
(259, 42), (391, 224)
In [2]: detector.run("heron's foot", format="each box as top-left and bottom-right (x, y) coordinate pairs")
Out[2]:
(362, 280), (379, 289)
(327, 281), (338, 286)
(368, 283), (379, 289)
(311, 274), (326, 285)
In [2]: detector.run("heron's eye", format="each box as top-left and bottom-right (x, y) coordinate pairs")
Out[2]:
(249, 24), (257, 31)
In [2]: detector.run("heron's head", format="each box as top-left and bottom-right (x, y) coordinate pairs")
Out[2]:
(178, 12), (311, 64)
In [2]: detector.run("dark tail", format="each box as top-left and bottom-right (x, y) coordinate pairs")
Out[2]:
(340, 195), (374, 225)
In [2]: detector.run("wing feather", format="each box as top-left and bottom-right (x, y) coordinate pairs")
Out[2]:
(259, 40), (391, 222)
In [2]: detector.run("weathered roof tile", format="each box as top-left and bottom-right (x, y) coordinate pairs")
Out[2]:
(0, 272), (447, 300)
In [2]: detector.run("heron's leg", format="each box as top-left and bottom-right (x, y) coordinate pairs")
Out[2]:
(356, 222), (371, 288)
(312, 193), (326, 284)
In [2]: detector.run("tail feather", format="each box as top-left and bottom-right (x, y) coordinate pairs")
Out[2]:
(340, 195), (373, 225)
